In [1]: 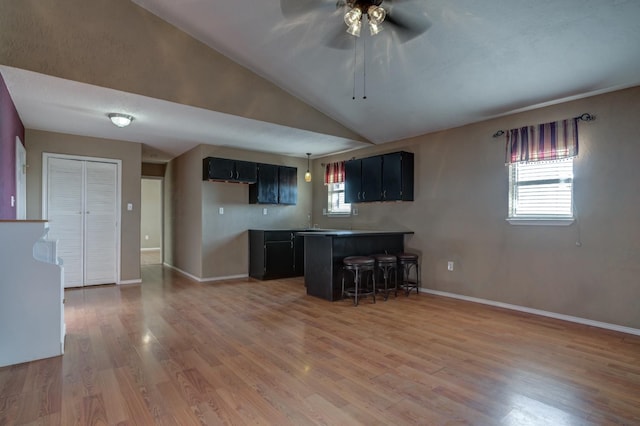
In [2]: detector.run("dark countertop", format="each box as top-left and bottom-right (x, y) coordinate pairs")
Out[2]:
(297, 229), (413, 237)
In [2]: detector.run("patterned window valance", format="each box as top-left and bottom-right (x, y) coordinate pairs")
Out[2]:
(505, 118), (579, 164)
(324, 161), (345, 184)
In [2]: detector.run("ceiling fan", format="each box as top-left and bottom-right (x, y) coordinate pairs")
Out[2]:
(280, 0), (431, 48)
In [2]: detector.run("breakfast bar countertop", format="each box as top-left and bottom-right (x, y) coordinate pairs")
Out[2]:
(297, 229), (414, 237)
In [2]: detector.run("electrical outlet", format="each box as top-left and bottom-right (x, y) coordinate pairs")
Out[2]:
(263, 208), (268, 215)
(447, 261), (454, 271)
(219, 207), (224, 215)
(352, 208), (358, 216)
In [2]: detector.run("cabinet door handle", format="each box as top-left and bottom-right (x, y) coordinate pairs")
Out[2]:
(383, 190), (386, 199)
(358, 192), (361, 200)
(362, 191), (365, 200)
(236, 171), (239, 179)
(229, 170), (234, 178)
(290, 241), (293, 249)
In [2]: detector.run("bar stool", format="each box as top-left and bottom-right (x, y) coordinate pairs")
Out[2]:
(397, 252), (420, 296)
(341, 256), (376, 306)
(372, 254), (398, 301)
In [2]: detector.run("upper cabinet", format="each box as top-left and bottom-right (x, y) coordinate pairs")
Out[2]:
(278, 166), (298, 205)
(250, 163), (279, 204)
(345, 156), (382, 203)
(345, 151), (414, 203)
(249, 164), (297, 205)
(382, 151), (414, 201)
(203, 157), (257, 183)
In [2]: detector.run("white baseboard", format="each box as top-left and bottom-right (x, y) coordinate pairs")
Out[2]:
(163, 263), (248, 283)
(118, 279), (142, 285)
(140, 247), (161, 252)
(420, 288), (640, 337)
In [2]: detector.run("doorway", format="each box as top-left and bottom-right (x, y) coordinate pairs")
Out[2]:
(140, 178), (163, 265)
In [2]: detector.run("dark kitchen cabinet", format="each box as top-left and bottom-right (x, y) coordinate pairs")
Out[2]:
(249, 163), (279, 204)
(202, 157), (257, 183)
(382, 151), (414, 201)
(345, 151), (414, 203)
(249, 230), (302, 280)
(344, 159), (361, 204)
(278, 166), (298, 205)
(345, 156), (382, 203)
(249, 164), (298, 205)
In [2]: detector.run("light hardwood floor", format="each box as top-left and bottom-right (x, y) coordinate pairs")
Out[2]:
(1, 265), (640, 425)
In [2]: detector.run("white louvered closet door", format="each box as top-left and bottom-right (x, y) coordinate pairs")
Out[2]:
(46, 157), (118, 287)
(84, 161), (117, 285)
(47, 158), (84, 287)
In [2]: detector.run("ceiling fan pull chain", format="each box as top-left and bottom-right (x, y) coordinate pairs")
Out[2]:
(363, 36), (367, 100)
(352, 36), (357, 100)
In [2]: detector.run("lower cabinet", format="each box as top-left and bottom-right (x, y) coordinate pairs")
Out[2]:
(249, 230), (304, 280)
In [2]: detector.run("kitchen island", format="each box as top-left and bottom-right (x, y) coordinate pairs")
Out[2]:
(297, 229), (413, 301)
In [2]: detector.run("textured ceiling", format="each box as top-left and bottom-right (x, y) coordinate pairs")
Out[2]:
(132, 0), (640, 143)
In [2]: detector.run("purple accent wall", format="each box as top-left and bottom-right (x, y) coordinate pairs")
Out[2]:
(0, 73), (25, 219)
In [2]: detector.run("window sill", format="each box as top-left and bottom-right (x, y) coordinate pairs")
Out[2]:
(327, 212), (351, 217)
(506, 217), (575, 226)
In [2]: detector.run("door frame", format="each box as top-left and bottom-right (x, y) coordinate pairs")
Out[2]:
(41, 153), (122, 285)
(15, 137), (26, 220)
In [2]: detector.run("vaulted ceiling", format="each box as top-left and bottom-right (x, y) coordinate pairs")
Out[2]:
(2, 0), (640, 161)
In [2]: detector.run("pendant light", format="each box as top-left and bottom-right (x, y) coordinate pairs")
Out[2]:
(305, 153), (312, 182)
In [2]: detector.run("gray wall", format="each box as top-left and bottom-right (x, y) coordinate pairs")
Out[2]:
(164, 145), (312, 280)
(312, 86), (640, 329)
(25, 130), (142, 283)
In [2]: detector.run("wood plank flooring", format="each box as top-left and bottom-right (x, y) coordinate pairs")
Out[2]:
(2, 265), (640, 425)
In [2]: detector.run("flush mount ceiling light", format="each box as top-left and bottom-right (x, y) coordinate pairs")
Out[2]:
(344, 1), (387, 37)
(108, 113), (134, 128)
(305, 153), (312, 182)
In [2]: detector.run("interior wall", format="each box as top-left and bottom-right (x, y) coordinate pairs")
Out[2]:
(0, 0), (365, 142)
(0, 73), (25, 219)
(312, 86), (640, 329)
(25, 129), (142, 283)
(163, 146), (203, 278)
(141, 178), (162, 250)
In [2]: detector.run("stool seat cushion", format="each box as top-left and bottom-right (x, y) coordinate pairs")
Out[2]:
(397, 252), (419, 261)
(343, 256), (375, 266)
(372, 254), (397, 263)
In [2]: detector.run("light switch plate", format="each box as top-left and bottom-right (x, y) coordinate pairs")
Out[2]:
(127, 203), (133, 211)
(219, 207), (224, 215)
(263, 208), (268, 215)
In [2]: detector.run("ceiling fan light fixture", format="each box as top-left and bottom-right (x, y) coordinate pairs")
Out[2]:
(344, 8), (362, 26)
(367, 5), (386, 25)
(346, 20), (362, 37)
(369, 21), (383, 35)
(108, 113), (134, 128)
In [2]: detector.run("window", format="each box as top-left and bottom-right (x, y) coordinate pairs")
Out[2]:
(508, 158), (574, 222)
(327, 182), (351, 215)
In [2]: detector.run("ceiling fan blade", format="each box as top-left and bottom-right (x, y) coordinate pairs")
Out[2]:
(280, 0), (342, 19)
(384, 3), (431, 42)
